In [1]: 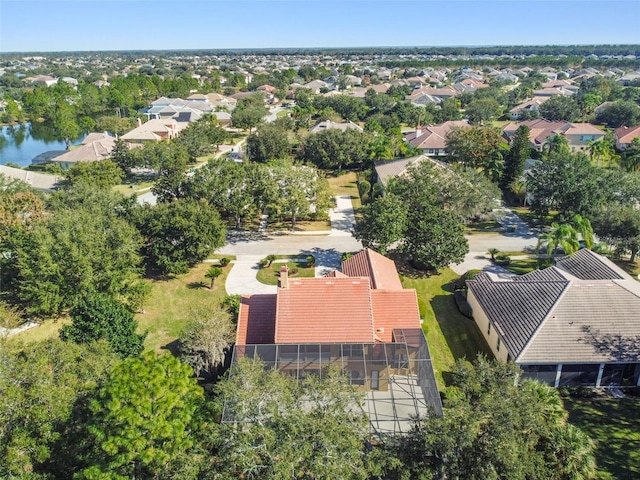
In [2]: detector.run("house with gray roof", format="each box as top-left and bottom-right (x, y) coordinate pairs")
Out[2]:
(467, 249), (640, 388)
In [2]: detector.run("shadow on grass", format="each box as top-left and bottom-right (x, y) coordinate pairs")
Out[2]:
(161, 338), (181, 357)
(187, 281), (208, 289)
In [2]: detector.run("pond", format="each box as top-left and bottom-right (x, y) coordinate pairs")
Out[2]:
(0, 123), (86, 167)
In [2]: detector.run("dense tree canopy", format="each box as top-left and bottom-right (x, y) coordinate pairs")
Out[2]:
(297, 127), (372, 170)
(394, 357), (596, 480)
(445, 125), (504, 182)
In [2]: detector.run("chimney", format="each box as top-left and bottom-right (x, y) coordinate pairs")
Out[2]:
(136, 117), (142, 127)
(415, 125), (422, 137)
(278, 265), (289, 289)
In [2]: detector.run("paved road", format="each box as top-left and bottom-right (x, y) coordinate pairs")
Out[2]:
(451, 207), (540, 275)
(221, 195), (362, 295)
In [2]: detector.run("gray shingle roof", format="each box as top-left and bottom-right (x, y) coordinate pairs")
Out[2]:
(468, 273), (568, 356)
(555, 249), (625, 280)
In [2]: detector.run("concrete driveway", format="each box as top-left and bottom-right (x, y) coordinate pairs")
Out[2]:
(220, 195), (362, 295)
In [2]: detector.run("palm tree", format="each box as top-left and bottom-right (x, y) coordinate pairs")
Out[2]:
(509, 179), (527, 206)
(539, 222), (580, 255)
(571, 214), (594, 250)
(550, 424), (597, 480)
(205, 266), (223, 290)
(488, 248), (500, 261)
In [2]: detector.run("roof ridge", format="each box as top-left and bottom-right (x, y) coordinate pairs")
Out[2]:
(516, 281), (571, 361)
(365, 248), (378, 289)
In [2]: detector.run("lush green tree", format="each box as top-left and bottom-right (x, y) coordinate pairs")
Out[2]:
(52, 103), (81, 150)
(621, 138), (640, 172)
(178, 308), (234, 380)
(445, 125), (504, 182)
(435, 98), (463, 122)
(354, 194), (408, 255)
(231, 93), (269, 132)
(594, 100), (640, 128)
(15, 193), (144, 317)
(501, 125), (531, 190)
(95, 116), (135, 137)
(246, 123), (291, 162)
(268, 162), (332, 229)
(109, 138), (139, 174)
(394, 357), (596, 480)
(402, 202), (468, 271)
(188, 159), (267, 229)
(526, 152), (609, 217)
(78, 352), (204, 479)
(593, 204), (640, 262)
(173, 116), (229, 162)
(0, 339), (117, 478)
(543, 133), (571, 158)
(151, 143), (190, 202)
(60, 290), (145, 358)
(65, 159), (124, 189)
(297, 127), (371, 170)
(539, 95), (580, 122)
(135, 198), (226, 275)
(213, 358), (382, 479)
(465, 97), (502, 125)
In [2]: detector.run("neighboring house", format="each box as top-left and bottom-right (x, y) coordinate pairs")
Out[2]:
(467, 249), (640, 388)
(309, 120), (364, 133)
(230, 249), (443, 435)
(617, 71), (640, 86)
(0, 165), (60, 192)
(408, 86), (458, 102)
(404, 120), (470, 156)
(205, 92), (237, 111)
(50, 132), (117, 169)
(502, 119), (605, 152)
(120, 118), (180, 143)
(532, 86), (576, 97)
(29, 75), (58, 87)
(509, 97), (548, 120)
(614, 125), (640, 150)
(303, 79), (329, 94)
(374, 154), (449, 193)
(144, 97), (214, 119)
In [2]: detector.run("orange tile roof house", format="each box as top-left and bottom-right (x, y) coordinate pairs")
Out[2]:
(615, 125), (640, 150)
(404, 120), (470, 156)
(232, 249), (443, 435)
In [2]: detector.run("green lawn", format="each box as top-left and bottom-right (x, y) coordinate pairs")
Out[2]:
(137, 262), (232, 353)
(510, 205), (556, 228)
(326, 171), (362, 214)
(564, 396), (640, 480)
(256, 259), (315, 285)
(8, 261), (233, 353)
(400, 266), (492, 389)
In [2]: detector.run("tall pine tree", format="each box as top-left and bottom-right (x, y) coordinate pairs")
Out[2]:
(501, 125), (531, 190)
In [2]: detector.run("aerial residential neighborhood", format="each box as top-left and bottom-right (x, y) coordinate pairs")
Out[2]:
(1, 1), (640, 478)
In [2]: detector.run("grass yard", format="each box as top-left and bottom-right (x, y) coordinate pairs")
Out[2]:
(465, 218), (503, 234)
(399, 266), (492, 389)
(510, 206), (556, 229)
(326, 171), (362, 214)
(256, 258), (315, 285)
(136, 262), (232, 353)
(564, 396), (640, 480)
(8, 317), (69, 345)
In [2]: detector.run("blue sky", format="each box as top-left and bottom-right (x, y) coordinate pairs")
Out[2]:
(1, 0), (639, 52)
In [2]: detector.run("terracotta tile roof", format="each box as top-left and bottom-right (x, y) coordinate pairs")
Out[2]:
(615, 125), (640, 144)
(236, 294), (277, 345)
(341, 248), (403, 290)
(371, 290), (421, 342)
(275, 277), (375, 343)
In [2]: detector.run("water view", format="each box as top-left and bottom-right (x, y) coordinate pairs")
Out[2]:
(0, 123), (86, 167)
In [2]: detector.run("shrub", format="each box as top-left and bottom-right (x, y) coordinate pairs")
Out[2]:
(222, 294), (241, 318)
(417, 298), (428, 319)
(291, 268), (299, 275)
(259, 258), (269, 269)
(454, 290), (473, 318)
(306, 255), (316, 267)
(220, 257), (230, 267)
(341, 252), (353, 261)
(495, 254), (511, 266)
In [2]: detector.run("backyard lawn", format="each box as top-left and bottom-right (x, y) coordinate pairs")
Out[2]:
(400, 266), (492, 388)
(565, 396), (640, 480)
(137, 261), (233, 352)
(326, 171), (362, 214)
(9, 261), (234, 353)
